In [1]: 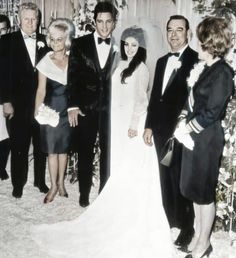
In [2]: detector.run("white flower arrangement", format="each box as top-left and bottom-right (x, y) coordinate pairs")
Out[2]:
(171, 59), (182, 71)
(187, 61), (206, 88)
(112, 44), (119, 53)
(216, 95), (236, 232)
(35, 103), (59, 127)
(37, 41), (45, 49)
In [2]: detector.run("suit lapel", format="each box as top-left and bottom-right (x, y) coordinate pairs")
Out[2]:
(163, 47), (190, 94)
(35, 34), (45, 68)
(16, 30), (35, 69)
(91, 35), (101, 73)
(165, 69), (177, 91)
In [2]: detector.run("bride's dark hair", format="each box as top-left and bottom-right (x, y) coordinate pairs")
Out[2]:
(120, 26), (147, 84)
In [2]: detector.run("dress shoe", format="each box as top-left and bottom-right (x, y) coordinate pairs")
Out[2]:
(43, 187), (58, 203)
(0, 170), (9, 180)
(184, 244), (212, 258)
(58, 186), (68, 198)
(12, 188), (23, 198)
(79, 195), (89, 207)
(175, 228), (194, 248)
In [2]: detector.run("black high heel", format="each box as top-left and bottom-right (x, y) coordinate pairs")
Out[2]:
(184, 244), (212, 258)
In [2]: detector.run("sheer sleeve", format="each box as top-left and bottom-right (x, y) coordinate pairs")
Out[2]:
(129, 62), (149, 130)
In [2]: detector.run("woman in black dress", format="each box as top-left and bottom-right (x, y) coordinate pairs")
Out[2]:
(35, 18), (75, 203)
(174, 17), (234, 257)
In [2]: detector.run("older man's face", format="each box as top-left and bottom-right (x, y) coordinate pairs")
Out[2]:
(20, 9), (38, 36)
(167, 19), (189, 52)
(0, 22), (9, 37)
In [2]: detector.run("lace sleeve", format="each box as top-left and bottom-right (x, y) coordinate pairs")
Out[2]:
(129, 62), (149, 130)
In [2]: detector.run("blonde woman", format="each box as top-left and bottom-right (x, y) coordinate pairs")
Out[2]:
(35, 18), (75, 203)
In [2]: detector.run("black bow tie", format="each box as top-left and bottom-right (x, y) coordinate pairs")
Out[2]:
(167, 52), (180, 57)
(23, 33), (36, 39)
(98, 37), (111, 45)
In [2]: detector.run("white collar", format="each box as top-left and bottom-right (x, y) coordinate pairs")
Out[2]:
(94, 31), (111, 41)
(20, 29), (36, 39)
(169, 44), (188, 58)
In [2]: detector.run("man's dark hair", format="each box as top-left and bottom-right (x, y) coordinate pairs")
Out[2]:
(0, 14), (11, 29)
(93, 1), (118, 22)
(166, 15), (189, 31)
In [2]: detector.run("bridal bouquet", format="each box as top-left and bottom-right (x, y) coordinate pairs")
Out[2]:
(35, 103), (59, 127)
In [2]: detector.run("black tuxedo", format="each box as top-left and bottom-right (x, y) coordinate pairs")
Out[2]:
(68, 32), (118, 197)
(0, 38), (10, 180)
(145, 46), (198, 229)
(2, 30), (49, 195)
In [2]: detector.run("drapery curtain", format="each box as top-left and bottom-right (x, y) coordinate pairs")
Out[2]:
(176, 0), (202, 49)
(19, 0), (178, 34)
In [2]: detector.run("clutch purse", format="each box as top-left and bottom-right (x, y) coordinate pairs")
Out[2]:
(160, 137), (175, 167)
(35, 103), (59, 127)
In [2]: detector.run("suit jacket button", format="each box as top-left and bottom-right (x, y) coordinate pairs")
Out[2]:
(160, 98), (163, 102)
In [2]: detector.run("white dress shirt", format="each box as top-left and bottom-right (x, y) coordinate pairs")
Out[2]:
(162, 44), (188, 95)
(94, 31), (111, 69)
(21, 30), (36, 67)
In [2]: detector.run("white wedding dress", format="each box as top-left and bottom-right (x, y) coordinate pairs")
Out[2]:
(31, 61), (173, 258)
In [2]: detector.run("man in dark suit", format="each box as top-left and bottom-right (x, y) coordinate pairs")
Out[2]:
(0, 14), (11, 181)
(143, 15), (198, 249)
(2, 2), (49, 198)
(68, 2), (118, 207)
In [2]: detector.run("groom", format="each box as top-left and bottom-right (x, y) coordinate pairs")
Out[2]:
(68, 2), (119, 207)
(143, 15), (198, 249)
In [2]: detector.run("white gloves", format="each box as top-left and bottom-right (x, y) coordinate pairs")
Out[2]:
(174, 119), (194, 151)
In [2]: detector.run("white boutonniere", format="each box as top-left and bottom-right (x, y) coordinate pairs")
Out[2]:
(187, 61), (206, 88)
(172, 60), (182, 71)
(112, 44), (119, 53)
(37, 41), (45, 49)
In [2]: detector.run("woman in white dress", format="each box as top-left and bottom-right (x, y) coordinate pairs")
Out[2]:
(32, 26), (173, 258)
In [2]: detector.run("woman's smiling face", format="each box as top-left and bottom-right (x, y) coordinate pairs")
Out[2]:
(124, 36), (139, 59)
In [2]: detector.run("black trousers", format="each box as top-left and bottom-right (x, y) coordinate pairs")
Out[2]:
(72, 110), (110, 197)
(0, 138), (10, 176)
(154, 133), (194, 230)
(9, 119), (46, 191)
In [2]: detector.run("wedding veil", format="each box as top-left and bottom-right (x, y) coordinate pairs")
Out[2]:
(113, 16), (168, 94)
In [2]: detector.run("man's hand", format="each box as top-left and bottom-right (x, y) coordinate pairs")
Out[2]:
(128, 128), (138, 138)
(68, 109), (80, 127)
(143, 128), (153, 146)
(3, 102), (14, 119)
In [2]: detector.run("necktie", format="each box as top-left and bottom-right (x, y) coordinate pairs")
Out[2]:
(98, 37), (111, 45)
(167, 52), (180, 57)
(23, 33), (36, 39)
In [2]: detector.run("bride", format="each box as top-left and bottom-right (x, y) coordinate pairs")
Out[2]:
(32, 26), (173, 258)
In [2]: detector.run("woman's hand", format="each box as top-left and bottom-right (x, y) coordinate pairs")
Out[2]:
(128, 128), (138, 138)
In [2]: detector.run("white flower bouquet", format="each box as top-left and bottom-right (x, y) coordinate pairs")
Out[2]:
(35, 103), (59, 127)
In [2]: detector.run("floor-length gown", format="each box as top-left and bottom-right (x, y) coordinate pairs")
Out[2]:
(31, 60), (173, 258)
